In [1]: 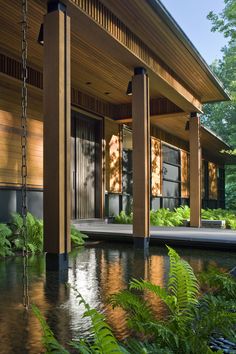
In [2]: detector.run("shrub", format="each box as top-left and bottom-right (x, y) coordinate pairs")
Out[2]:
(71, 225), (88, 246)
(0, 223), (13, 257)
(114, 211), (133, 224)
(114, 207), (236, 229)
(9, 212), (43, 254)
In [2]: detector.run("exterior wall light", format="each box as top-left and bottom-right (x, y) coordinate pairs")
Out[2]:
(126, 81), (132, 96)
(185, 120), (190, 131)
(37, 24), (44, 45)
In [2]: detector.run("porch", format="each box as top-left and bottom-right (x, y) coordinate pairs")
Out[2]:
(74, 222), (236, 250)
(0, 0), (232, 269)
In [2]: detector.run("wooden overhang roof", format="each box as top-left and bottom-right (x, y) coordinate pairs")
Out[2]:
(150, 113), (234, 165)
(0, 0), (229, 110)
(98, 0), (230, 104)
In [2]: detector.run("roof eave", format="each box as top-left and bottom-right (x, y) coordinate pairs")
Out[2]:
(147, 0), (231, 102)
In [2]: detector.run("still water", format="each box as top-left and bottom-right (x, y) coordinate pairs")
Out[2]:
(0, 242), (235, 354)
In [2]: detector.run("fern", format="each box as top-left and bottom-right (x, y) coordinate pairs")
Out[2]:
(32, 304), (70, 354)
(71, 225), (88, 246)
(167, 246), (199, 314)
(0, 223), (13, 257)
(71, 289), (124, 354)
(32, 246), (236, 354)
(199, 266), (236, 299)
(9, 212), (43, 254)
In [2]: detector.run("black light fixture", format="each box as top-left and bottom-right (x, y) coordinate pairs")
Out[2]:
(126, 81), (132, 96)
(185, 120), (190, 131)
(37, 23), (44, 45)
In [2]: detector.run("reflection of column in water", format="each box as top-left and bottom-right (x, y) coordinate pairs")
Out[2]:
(146, 254), (167, 319)
(98, 247), (129, 339)
(44, 269), (71, 348)
(132, 247), (150, 280)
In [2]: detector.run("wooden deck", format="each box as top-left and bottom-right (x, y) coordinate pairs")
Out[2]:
(74, 222), (236, 250)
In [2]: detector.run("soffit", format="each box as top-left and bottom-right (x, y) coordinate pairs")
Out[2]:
(0, 0), (163, 105)
(151, 114), (230, 163)
(100, 0), (228, 103)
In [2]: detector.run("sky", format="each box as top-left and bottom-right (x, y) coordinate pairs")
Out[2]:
(160, 0), (228, 64)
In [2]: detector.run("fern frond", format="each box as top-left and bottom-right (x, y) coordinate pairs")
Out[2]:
(32, 305), (70, 354)
(122, 338), (174, 354)
(73, 289), (124, 354)
(129, 279), (176, 313)
(167, 246), (199, 314)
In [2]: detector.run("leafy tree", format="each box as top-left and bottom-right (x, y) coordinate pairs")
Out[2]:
(202, 0), (236, 208)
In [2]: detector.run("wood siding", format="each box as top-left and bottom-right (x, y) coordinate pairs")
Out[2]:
(151, 137), (161, 196)
(104, 118), (122, 193)
(209, 162), (218, 200)
(181, 150), (189, 198)
(0, 110), (43, 188)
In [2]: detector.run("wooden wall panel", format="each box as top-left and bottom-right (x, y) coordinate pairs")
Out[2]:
(151, 137), (161, 196)
(104, 118), (122, 193)
(151, 124), (189, 151)
(201, 160), (205, 199)
(181, 150), (189, 198)
(0, 110), (43, 188)
(209, 162), (218, 200)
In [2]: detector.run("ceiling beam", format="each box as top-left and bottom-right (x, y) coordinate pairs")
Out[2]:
(114, 112), (189, 124)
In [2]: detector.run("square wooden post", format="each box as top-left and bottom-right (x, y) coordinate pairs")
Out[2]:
(43, 2), (71, 270)
(132, 67), (150, 248)
(189, 112), (201, 227)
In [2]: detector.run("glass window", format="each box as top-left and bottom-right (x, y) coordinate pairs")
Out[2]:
(123, 127), (132, 150)
(162, 144), (180, 165)
(163, 181), (179, 197)
(163, 163), (179, 181)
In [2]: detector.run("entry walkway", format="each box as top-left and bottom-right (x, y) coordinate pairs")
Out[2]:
(74, 222), (236, 250)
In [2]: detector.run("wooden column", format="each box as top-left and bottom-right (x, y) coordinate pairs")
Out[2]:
(43, 3), (71, 270)
(189, 112), (201, 227)
(132, 67), (150, 248)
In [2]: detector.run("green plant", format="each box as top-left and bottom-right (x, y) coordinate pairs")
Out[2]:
(114, 211), (133, 224)
(0, 223), (13, 257)
(71, 225), (88, 246)
(150, 209), (183, 226)
(201, 208), (236, 229)
(32, 305), (70, 354)
(33, 247), (236, 353)
(9, 212), (43, 254)
(110, 247), (236, 353)
(199, 266), (236, 300)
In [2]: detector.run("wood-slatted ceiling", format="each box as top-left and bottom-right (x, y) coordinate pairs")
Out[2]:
(0, 0), (164, 105)
(151, 114), (229, 163)
(99, 0), (228, 103)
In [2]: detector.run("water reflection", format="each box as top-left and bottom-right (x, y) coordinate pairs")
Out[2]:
(0, 243), (235, 353)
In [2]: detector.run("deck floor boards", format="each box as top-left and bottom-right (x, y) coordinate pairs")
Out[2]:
(74, 223), (236, 250)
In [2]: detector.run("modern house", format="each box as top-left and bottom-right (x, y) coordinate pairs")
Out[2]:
(0, 0), (233, 262)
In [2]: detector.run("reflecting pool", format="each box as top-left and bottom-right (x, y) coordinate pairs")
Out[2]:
(0, 242), (235, 353)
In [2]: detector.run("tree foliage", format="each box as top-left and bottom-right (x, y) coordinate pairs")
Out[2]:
(202, 0), (236, 208)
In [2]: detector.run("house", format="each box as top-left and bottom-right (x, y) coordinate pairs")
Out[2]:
(0, 0), (232, 265)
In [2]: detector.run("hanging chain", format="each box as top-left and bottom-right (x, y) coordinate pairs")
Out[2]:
(21, 0), (29, 310)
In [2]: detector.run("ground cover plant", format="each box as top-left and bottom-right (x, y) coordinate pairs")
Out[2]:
(33, 246), (236, 353)
(114, 206), (236, 229)
(0, 213), (87, 257)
